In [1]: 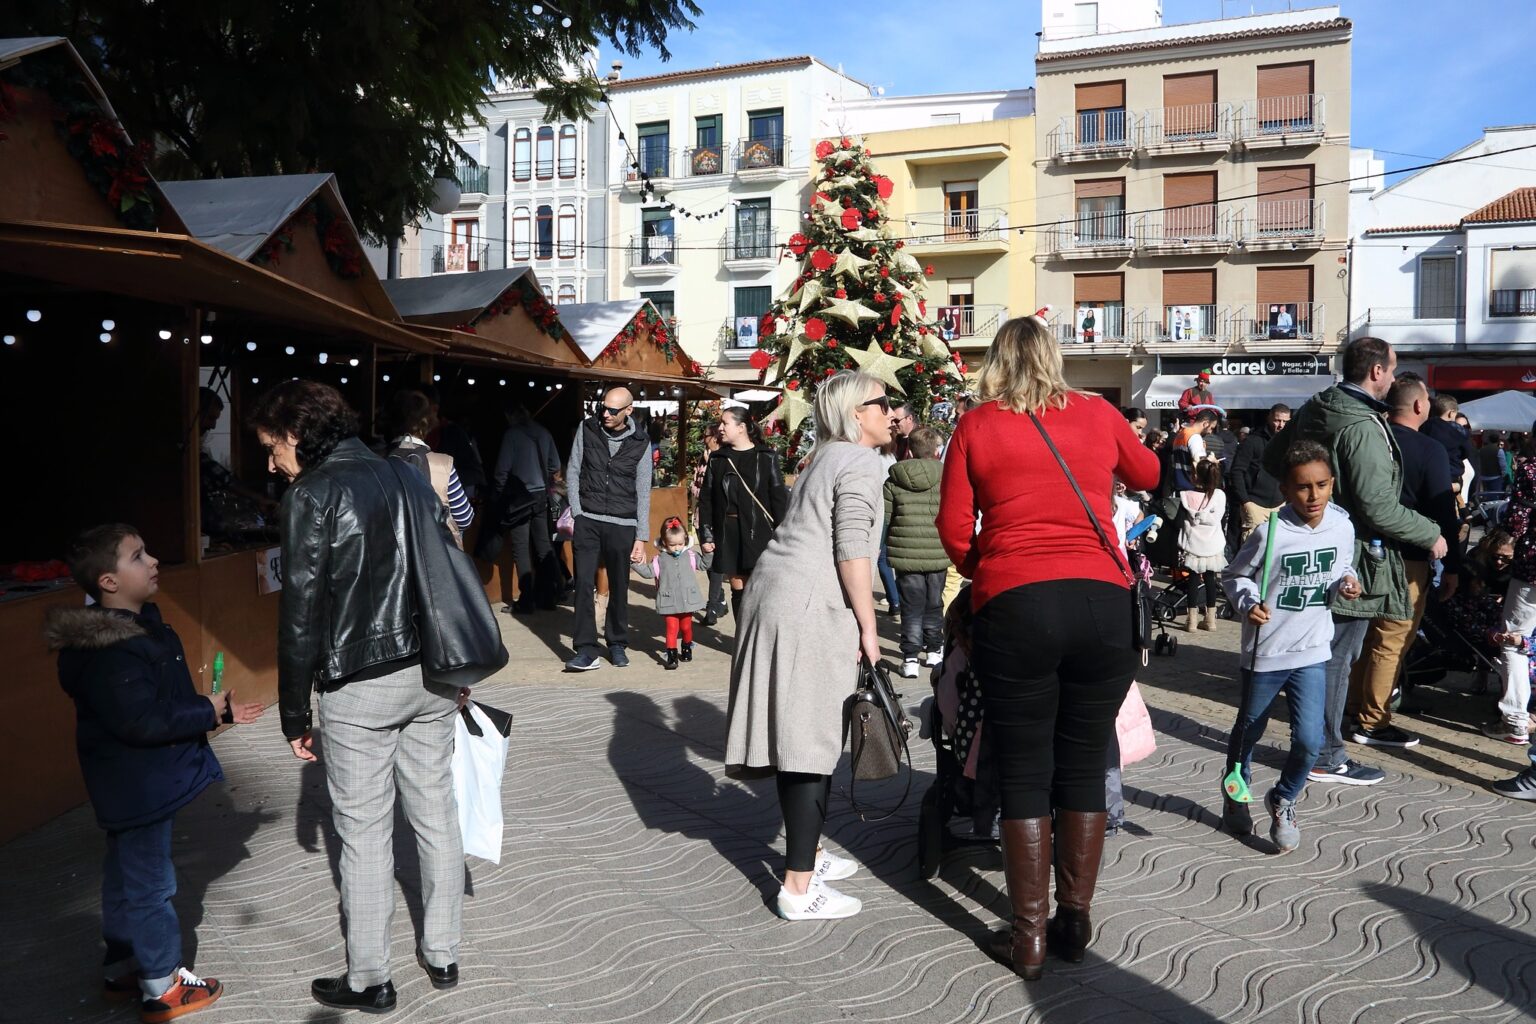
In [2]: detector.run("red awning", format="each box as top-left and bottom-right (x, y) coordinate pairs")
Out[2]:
(1430, 365), (1536, 391)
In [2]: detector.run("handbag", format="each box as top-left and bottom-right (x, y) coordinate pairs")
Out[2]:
(1026, 411), (1153, 663)
(1115, 682), (1157, 766)
(452, 700), (515, 863)
(844, 657), (913, 821)
(386, 459), (510, 687)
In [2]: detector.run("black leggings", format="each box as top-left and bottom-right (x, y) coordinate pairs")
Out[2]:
(1184, 570), (1220, 612)
(972, 579), (1138, 821)
(775, 771), (830, 872)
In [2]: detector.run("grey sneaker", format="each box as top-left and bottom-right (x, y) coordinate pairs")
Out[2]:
(563, 652), (601, 672)
(608, 647), (630, 668)
(1491, 768), (1536, 800)
(1307, 759), (1385, 786)
(1266, 789), (1300, 853)
(1221, 794), (1253, 836)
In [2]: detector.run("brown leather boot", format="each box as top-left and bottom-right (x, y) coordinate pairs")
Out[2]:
(983, 817), (1051, 980)
(1047, 810), (1107, 962)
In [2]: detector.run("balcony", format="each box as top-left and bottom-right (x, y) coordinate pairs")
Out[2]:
(1238, 94), (1327, 149)
(682, 144), (727, 177)
(1045, 213), (1134, 260)
(1241, 302), (1326, 346)
(622, 147), (675, 192)
(935, 304), (1008, 343)
(1235, 198), (1327, 250)
(735, 134), (793, 181)
(1354, 306), (1465, 348)
(722, 224), (777, 272)
(1491, 289), (1536, 318)
(432, 243), (488, 274)
(626, 235), (680, 280)
(1136, 304), (1230, 346)
(1139, 103), (1236, 155)
(1137, 206), (1234, 255)
(905, 208), (1010, 256)
(1048, 110), (1134, 162)
(453, 162), (488, 196)
(720, 316), (764, 360)
(1054, 305), (1134, 349)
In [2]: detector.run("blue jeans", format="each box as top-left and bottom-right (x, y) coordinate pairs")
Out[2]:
(102, 816), (181, 980)
(1225, 662), (1326, 802)
(877, 542), (900, 609)
(1318, 616), (1371, 770)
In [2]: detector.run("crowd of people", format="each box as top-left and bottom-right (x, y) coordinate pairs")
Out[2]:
(46, 318), (1536, 1018)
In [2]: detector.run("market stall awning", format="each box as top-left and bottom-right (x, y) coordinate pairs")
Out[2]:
(1457, 390), (1536, 432)
(382, 268), (586, 365)
(557, 299), (702, 377)
(1143, 373), (1335, 412)
(557, 300), (652, 362)
(160, 174), (335, 261)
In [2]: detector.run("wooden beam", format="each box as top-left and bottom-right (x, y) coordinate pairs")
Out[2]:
(183, 307), (204, 565)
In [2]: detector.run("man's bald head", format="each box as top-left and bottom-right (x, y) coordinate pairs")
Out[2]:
(600, 387), (634, 431)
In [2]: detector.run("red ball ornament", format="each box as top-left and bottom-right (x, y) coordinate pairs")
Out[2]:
(916, 363), (926, 373)
(883, 343), (894, 353)
(809, 248), (835, 271)
(889, 307), (901, 326)
(815, 140), (834, 159)
(816, 191), (832, 203)
(874, 175), (894, 200)
(787, 379), (800, 390)
(787, 233), (810, 256)
(804, 317), (828, 341)
(834, 288), (847, 299)
(895, 240), (905, 249)
(827, 338), (839, 349)
(749, 349), (772, 371)
(879, 267), (890, 278)
(918, 299), (927, 317)
(824, 367), (836, 376)
(840, 137), (851, 149)
(924, 265), (935, 276)
(840, 207), (861, 230)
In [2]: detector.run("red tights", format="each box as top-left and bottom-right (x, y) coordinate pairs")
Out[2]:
(664, 614), (694, 649)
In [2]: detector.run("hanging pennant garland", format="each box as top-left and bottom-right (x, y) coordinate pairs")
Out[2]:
(593, 304), (703, 375)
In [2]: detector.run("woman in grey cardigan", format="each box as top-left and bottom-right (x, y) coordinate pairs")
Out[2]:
(724, 371), (892, 921)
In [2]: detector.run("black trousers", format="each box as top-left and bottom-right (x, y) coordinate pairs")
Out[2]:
(896, 570), (946, 658)
(706, 571), (727, 613)
(572, 516), (636, 655)
(971, 579), (1137, 821)
(1184, 569), (1220, 612)
(509, 496), (556, 607)
(775, 772), (830, 873)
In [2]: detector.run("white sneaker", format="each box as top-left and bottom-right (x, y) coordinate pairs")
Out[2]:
(775, 882), (862, 920)
(813, 845), (858, 882)
(901, 659), (920, 679)
(925, 651), (943, 668)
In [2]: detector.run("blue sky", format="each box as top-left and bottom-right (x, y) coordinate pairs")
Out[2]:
(606, 0), (1536, 176)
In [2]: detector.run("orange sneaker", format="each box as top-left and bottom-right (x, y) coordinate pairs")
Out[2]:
(140, 968), (222, 1023)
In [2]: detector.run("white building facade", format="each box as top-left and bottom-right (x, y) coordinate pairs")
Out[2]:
(829, 89), (1035, 135)
(604, 56), (870, 380)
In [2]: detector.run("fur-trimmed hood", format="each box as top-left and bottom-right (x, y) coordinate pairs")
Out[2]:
(44, 605), (149, 652)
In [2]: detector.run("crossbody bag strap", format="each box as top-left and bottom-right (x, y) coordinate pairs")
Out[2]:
(724, 453), (777, 526)
(1025, 410), (1134, 587)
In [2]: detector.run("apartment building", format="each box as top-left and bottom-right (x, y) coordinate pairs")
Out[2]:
(1350, 125), (1536, 396)
(604, 56), (870, 380)
(1034, 0), (1351, 413)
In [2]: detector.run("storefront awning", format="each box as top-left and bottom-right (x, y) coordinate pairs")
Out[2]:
(1143, 373), (1335, 411)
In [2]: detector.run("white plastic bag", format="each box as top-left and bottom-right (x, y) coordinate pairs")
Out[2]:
(452, 701), (513, 863)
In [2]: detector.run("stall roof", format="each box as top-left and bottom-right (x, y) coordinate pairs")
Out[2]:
(382, 268), (537, 322)
(158, 174), (335, 261)
(1143, 373), (1335, 412)
(1458, 390), (1536, 432)
(0, 37), (120, 121)
(556, 300), (652, 362)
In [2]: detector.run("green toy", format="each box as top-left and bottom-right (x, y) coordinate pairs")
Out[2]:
(1224, 510), (1279, 804)
(212, 651), (225, 695)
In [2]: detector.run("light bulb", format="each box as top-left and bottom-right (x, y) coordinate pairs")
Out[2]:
(561, 15), (572, 27)
(246, 341), (257, 352)
(99, 332), (112, 343)
(467, 378), (476, 386)
(158, 329), (172, 340)
(284, 345), (296, 355)
(340, 376), (348, 384)
(498, 378), (507, 386)
(2, 335), (14, 346)
(318, 352), (329, 364)
(349, 357), (359, 367)
(545, 385), (553, 392)
(382, 374), (391, 382)
(200, 334), (213, 344)
(527, 380), (535, 387)
(101, 319), (116, 330)
(251, 376), (260, 384)
(531, 3), (542, 12)
(26, 310), (41, 322)
(433, 374), (441, 382)
(555, 383), (563, 390)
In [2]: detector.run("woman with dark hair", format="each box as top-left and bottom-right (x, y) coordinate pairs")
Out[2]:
(248, 379), (465, 1013)
(699, 404), (788, 621)
(383, 390), (474, 543)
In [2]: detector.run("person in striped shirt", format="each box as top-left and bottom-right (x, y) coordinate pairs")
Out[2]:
(383, 391), (474, 540)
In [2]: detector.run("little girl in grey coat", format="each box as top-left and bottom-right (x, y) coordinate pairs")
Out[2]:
(632, 516), (713, 670)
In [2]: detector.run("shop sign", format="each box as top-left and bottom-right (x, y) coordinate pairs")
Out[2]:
(1162, 355), (1327, 378)
(257, 546), (283, 594)
(1431, 365), (1536, 391)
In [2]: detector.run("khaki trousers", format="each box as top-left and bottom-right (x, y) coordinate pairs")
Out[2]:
(1346, 559), (1432, 732)
(1239, 502), (1283, 543)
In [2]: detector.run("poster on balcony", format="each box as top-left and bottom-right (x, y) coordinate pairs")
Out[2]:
(445, 243), (468, 273)
(1075, 305), (1102, 344)
(937, 306), (962, 342)
(1168, 305), (1202, 341)
(1267, 303), (1299, 340)
(734, 316), (758, 347)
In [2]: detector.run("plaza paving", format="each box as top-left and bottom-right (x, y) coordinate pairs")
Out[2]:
(9, 588), (1536, 1024)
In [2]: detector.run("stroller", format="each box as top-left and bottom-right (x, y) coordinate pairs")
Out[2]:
(1401, 595), (1499, 703)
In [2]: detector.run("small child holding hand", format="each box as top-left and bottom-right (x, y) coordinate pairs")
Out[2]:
(632, 517), (713, 670)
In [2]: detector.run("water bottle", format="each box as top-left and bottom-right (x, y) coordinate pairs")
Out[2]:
(1366, 539), (1385, 561)
(211, 651), (225, 694)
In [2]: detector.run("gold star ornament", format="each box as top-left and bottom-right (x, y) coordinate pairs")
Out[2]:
(846, 341), (914, 394)
(830, 246), (871, 284)
(820, 296), (879, 328)
(768, 387), (813, 432)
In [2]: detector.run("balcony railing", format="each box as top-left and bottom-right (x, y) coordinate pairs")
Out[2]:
(629, 145), (674, 181)
(558, 156), (577, 178)
(725, 223), (775, 261)
(908, 207), (1009, 244)
(1241, 94), (1326, 139)
(935, 304), (1008, 340)
(1239, 198), (1326, 241)
(1363, 305), (1467, 325)
(723, 316), (762, 351)
(1048, 212), (1133, 254)
(454, 162), (488, 195)
(1140, 304), (1226, 343)
(683, 144), (727, 176)
(1049, 110), (1133, 158)
(1140, 102), (1234, 148)
(1491, 289), (1536, 317)
(432, 243), (488, 274)
(1244, 302), (1324, 341)
(627, 234), (678, 271)
(1137, 206), (1232, 248)
(1055, 305), (1129, 345)
(736, 134), (788, 171)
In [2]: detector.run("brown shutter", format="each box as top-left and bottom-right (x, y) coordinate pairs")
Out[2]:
(1163, 70), (1216, 108)
(1257, 62), (1313, 100)
(1257, 166), (1314, 231)
(1075, 178), (1125, 200)
(1256, 166), (1313, 198)
(1076, 80), (1125, 111)
(1256, 266), (1313, 307)
(1075, 272), (1124, 304)
(1164, 172), (1216, 235)
(1163, 269), (1216, 307)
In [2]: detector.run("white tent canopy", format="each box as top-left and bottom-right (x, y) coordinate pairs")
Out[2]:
(1457, 390), (1536, 432)
(1143, 373), (1335, 412)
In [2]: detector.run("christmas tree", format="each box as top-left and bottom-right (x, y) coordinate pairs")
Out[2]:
(753, 135), (969, 433)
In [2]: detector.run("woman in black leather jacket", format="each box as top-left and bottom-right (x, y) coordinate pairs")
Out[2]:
(698, 405), (788, 621)
(248, 379), (465, 1012)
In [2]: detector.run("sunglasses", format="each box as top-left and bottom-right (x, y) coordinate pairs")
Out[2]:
(860, 396), (891, 414)
(601, 404), (631, 417)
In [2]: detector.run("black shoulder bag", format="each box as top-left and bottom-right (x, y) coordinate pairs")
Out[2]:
(844, 657), (913, 821)
(1026, 411), (1152, 665)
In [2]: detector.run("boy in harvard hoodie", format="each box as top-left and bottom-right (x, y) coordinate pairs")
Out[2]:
(45, 524), (262, 1022)
(1220, 443), (1361, 853)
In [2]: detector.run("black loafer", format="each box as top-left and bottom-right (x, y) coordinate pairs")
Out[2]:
(312, 976), (396, 1013)
(417, 952), (459, 990)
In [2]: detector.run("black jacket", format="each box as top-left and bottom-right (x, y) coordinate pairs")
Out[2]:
(1421, 417), (1473, 488)
(277, 437), (426, 739)
(1230, 428), (1283, 508)
(698, 445), (789, 546)
(1391, 421), (1460, 567)
(47, 603), (222, 831)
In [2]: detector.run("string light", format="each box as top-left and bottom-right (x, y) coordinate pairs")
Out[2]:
(498, 378), (507, 386)
(284, 345), (296, 355)
(467, 377), (477, 385)
(158, 329), (173, 340)
(246, 341), (258, 351)
(26, 310), (40, 322)
(433, 374), (441, 382)
(318, 352), (329, 364)
(101, 319), (115, 330)
(200, 334), (213, 344)
(382, 373), (391, 382)
(349, 357), (360, 367)
(2, 335), (15, 346)
(340, 376), (348, 383)
(251, 376), (260, 384)
(99, 332), (112, 343)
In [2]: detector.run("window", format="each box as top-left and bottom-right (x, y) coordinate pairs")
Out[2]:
(449, 219), (479, 272)
(557, 204), (577, 258)
(1256, 62), (1315, 132)
(535, 204), (553, 260)
(1255, 165), (1315, 234)
(1072, 272), (1124, 342)
(637, 121), (670, 178)
(1075, 81), (1126, 146)
(1073, 2), (1098, 33)
(733, 286), (773, 348)
(1074, 178), (1125, 242)
(512, 127), (531, 182)
(1162, 269), (1217, 339)
(734, 198), (771, 258)
(1490, 248), (1536, 317)
(1163, 172), (1217, 238)
(944, 180), (980, 239)
(557, 283), (577, 304)
(511, 207), (530, 261)
(641, 207), (674, 264)
(1417, 255), (1459, 319)
(690, 115), (723, 175)
(943, 278), (974, 337)
(558, 125), (577, 178)
(542, 284), (554, 302)
(535, 126), (554, 180)
(1256, 266), (1314, 338)
(740, 108), (785, 169)
(1162, 70), (1217, 138)
(641, 290), (675, 320)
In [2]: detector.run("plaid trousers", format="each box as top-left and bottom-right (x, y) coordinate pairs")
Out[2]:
(320, 661), (463, 989)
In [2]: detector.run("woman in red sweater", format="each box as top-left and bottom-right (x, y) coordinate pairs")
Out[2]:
(939, 316), (1160, 980)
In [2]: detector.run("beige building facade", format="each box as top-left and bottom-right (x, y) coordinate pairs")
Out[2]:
(1034, 5), (1351, 414)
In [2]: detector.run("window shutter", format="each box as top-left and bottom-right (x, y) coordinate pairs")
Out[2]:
(1075, 178), (1125, 199)
(1075, 272), (1124, 304)
(1164, 172), (1216, 235)
(1492, 249), (1536, 291)
(1256, 266), (1313, 307)
(1257, 62), (1313, 100)
(1256, 166), (1314, 198)
(1163, 269), (1216, 307)
(1076, 80), (1125, 111)
(1163, 70), (1216, 109)
(1257, 166), (1314, 231)
(1417, 256), (1459, 317)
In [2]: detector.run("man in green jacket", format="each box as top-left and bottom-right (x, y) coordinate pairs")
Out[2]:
(885, 427), (948, 678)
(1264, 337), (1448, 786)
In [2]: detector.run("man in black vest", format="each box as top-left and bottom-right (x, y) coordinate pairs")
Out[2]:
(565, 387), (650, 671)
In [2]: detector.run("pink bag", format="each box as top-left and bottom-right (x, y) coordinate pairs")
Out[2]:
(555, 506), (575, 539)
(1116, 682), (1157, 766)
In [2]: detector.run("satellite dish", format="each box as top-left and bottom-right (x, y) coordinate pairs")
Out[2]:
(428, 175), (462, 215)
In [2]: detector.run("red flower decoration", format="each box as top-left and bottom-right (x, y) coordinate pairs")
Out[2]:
(918, 326), (929, 335)
(809, 248), (835, 271)
(825, 367), (836, 376)
(788, 233), (810, 256)
(918, 299), (927, 317)
(874, 175), (894, 200)
(760, 313), (777, 337)
(804, 317), (828, 341)
(872, 293), (886, 304)
(883, 343), (894, 353)
(787, 379), (800, 390)
(879, 267), (890, 278)
(827, 338), (839, 349)
(895, 241), (905, 249)
(916, 363), (926, 373)
(840, 207), (861, 230)
(864, 208), (879, 221)
(834, 289), (847, 299)
(815, 140), (835, 159)
(924, 265), (935, 276)
(840, 137), (851, 149)
(749, 349), (772, 371)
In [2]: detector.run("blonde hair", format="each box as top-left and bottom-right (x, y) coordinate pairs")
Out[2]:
(975, 316), (1080, 414)
(810, 370), (884, 458)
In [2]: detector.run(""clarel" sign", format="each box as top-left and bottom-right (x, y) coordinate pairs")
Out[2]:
(1163, 355), (1325, 378)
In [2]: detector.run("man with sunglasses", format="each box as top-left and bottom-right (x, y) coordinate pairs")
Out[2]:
(564, 387), (651, 671)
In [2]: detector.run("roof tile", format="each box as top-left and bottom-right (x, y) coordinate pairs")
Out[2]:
(1464, 187), (1536, 224)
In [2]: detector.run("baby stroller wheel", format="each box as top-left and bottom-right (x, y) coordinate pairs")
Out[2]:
(1155, 633), (1176, 657)
(918, 784), (945, 880)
